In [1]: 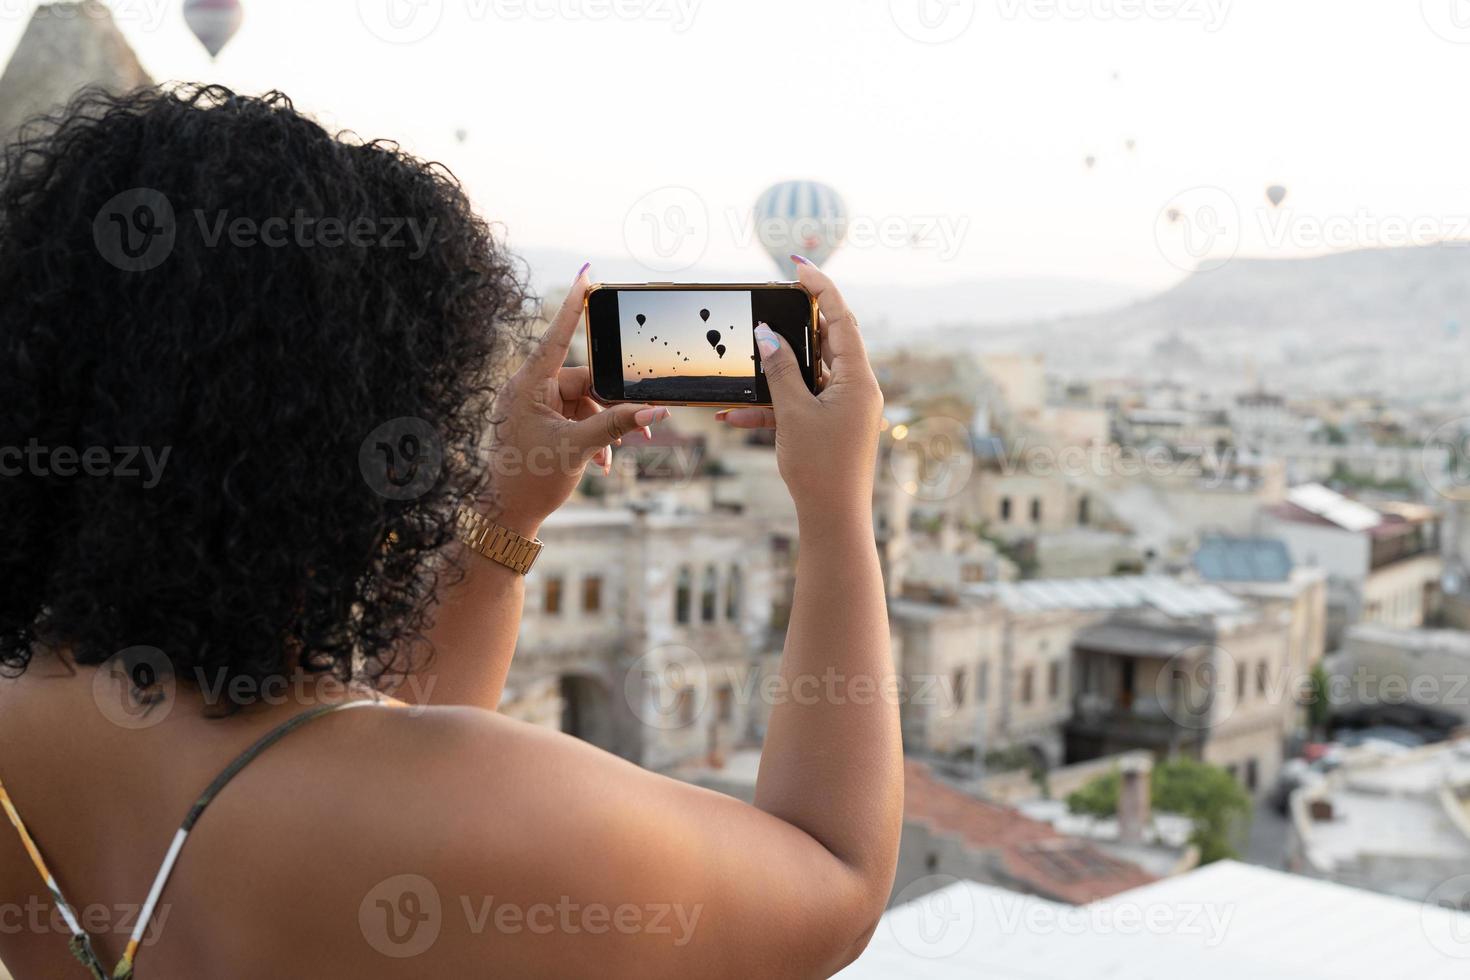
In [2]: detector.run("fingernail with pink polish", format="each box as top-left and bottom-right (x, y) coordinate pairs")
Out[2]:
(574, 262), (591, 284)
(790, 254), (811, 267)
(755, 324), (779, 356)
(641, 426), (654, 441)
(714, 409), (731, 420)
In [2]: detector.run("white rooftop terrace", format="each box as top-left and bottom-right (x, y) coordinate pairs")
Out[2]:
(838, 860), (1470, 979)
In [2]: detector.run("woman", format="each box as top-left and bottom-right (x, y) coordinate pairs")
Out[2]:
(0, 85), (899, 979)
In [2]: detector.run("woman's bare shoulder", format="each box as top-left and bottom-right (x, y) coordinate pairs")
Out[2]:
(166, 702), (869, 979)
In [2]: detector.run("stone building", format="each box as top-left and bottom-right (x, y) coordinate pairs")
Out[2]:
(500, 505), (781, 772)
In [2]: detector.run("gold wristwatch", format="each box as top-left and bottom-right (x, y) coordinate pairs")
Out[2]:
(455, 507), (543, 575)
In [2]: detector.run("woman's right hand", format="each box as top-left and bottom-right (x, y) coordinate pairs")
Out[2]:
(719, 260), (884, 524)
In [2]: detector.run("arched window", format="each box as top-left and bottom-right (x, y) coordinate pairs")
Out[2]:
(1078, 496), (1090, 526)
(675, 566), (692, 624)
(726, 564), (743, 621)
(1000, 496), (1012, 522)
(701, 566), (719, 623)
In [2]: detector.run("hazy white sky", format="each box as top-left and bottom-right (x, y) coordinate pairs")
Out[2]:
(4, 0), (1469, 290)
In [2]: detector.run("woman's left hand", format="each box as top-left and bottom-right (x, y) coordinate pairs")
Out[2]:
(484, 265), (668, 536)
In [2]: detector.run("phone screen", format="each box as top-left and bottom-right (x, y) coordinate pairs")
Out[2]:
(586, 284), (817, 406)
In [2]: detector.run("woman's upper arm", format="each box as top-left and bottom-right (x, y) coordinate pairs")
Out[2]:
(385, 709), (881, 979)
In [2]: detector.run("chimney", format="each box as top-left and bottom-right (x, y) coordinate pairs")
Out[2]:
(1117, 755), (1153, 845)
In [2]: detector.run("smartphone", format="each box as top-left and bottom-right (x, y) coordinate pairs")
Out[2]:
(584, 283), (820, 407)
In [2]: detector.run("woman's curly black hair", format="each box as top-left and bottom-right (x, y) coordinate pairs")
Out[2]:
(0, 84), (531, 702)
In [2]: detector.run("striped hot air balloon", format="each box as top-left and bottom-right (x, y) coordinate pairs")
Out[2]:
(184, 0), (243, 59)
(754, 180), (848, 278)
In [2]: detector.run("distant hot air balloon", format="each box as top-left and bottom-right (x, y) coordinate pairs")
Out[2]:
(1167, 208), (1182, 224)
(1266, 184), (1288, 208)
(1124, 138), (1136, 152)
(184, 0), (243, 59)
(455, 129), (469, 144)
(754, 180), (848, 277)
(1084, 155), (1097, 170)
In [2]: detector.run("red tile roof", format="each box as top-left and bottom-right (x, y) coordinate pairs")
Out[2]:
(904, 760), (1156, 904)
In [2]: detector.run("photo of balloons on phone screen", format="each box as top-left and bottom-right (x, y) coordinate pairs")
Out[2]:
(617, 290), (759, 403)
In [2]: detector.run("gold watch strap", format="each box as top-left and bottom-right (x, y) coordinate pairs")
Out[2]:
(455, 507), (543, 575)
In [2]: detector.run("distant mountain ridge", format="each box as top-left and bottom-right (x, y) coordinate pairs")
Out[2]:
(1048, 243), (1470, 338)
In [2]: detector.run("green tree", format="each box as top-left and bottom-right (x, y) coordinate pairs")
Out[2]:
(1066, 758), (1251, 864)
(1304, 663), (1331, 737)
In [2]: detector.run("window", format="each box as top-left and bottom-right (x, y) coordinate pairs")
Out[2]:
(544, 576), (563, 616)
(1078, 496), (1090, 526)
(953, 668), (968, 708)
(1236, 662), (1247, 701)
(1246, 758), (1259, 791)
(675, 566), (692, 624)
(977, 661), (990, 701)
(1030, 497), (1042, 524)
(1021, 667), (1034, 705)
(1256, 661), (1269, 697)
(701, 566), (719, 623)
(1000, 496), (1012, 522)
(725, 564), (743, 621)
(582, 575), (602, 614)
(1048, 661), (1061, 701)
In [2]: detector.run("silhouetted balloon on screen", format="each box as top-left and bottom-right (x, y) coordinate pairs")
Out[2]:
(700, 309), (710, 322)
(184, 0), (243, 58)
(706, 330), (721, 349)
(716, 344), (727, 358)
(1267, 185), (1288, 208)
(636, 314), (646, 327)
